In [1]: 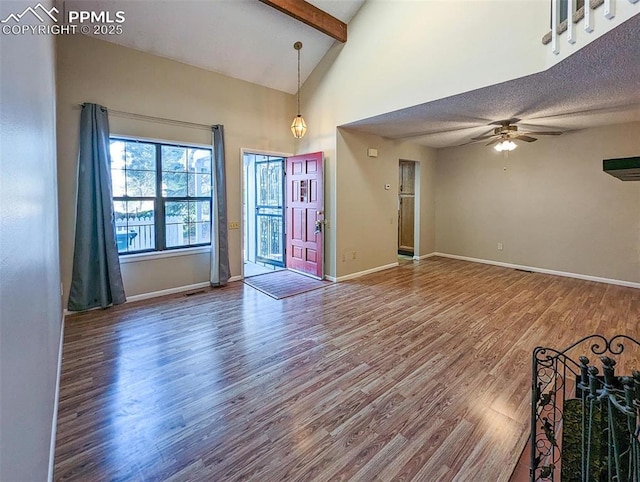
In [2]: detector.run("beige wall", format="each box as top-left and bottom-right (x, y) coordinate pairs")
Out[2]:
(436, 122), (640, 284)
(298, 0), (549, 279)
(302, 0), (548, 127)
(56, 34), (295, 300)
(335, 129), (436, 278)
(0, 0), (62, 479)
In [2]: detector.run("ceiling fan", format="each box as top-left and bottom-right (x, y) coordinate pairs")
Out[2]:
(470, 119), (563, 151)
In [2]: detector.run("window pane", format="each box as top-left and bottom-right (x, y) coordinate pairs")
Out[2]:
(164, 201), (210, 247)
(165, 201), (188, 248)
(110, 140), (156, 197)
(110, 140), (126, 196)
(126, 170), (156, 197)
(161, 146), (187, 172)
(189, 222), (211, 245)
(188, 149), (212, 174)
(189, 149), (212, 196)
(124, 142), (155, 171)
(111, 168), (125, 197)
(189, 173), (211, 196)
(190, 200), (210, 223)
(110, 140), (126, 169)
(162, 172), (188, 197)
(113, 200), (155, 253)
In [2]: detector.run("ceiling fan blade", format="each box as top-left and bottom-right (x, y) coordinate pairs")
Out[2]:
(515, 135), (537, 142)
(486, 138), (500, 147)
(523, 131), (563, 136)
(471, 134), (498, 141)
(490, 118), (521, 126)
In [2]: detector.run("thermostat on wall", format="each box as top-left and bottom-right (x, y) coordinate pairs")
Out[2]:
(367, 148), (378, 158)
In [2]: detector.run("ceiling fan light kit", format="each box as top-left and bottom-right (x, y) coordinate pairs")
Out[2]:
(494, 139), (517, 152)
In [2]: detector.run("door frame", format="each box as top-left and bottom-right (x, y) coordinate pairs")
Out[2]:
(240, 148), (292, 279)
(398, 159), (421, 259)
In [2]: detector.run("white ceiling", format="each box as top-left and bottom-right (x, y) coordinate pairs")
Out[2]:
(344, 14), (640, 148)
(72, 0), (365, 94)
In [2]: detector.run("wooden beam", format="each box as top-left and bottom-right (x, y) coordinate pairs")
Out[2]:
(259, 0), (347, 43)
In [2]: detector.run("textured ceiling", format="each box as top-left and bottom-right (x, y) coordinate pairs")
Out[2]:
(66, 0), (365, 94)
(344, 14), (640, 148)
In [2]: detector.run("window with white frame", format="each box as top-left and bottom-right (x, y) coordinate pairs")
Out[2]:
(110, 138), (213, 254)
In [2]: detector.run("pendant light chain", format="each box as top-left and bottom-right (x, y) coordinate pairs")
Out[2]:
(297, 46), (301, 115)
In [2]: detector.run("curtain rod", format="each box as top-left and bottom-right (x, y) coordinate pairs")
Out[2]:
(78, 103), (213, 131)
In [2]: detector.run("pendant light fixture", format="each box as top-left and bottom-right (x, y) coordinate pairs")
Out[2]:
(291, 41), (307, 139)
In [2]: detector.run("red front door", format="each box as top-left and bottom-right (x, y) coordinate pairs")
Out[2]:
(286, 152), (324, 279)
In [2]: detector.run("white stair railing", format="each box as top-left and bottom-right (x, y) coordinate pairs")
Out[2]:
(545, 0), (638, 55)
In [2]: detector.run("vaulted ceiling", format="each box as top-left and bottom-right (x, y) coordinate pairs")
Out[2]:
(74, 0), (365, 94)
(64, 1), (640, 148)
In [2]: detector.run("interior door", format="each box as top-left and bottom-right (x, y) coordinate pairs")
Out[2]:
(398, 160), (415, 255)
(286, 152), (324, 279)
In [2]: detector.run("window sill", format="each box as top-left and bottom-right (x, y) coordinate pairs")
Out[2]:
(119, 246), (210, 264)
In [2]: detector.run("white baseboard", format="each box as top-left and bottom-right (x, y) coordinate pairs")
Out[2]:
(64, 277), (245, 315)
(332, 262), (400, 282)
(434, 252), (640, 289)
(125, 281), (214, 303)
(48, 314), (65, 482)
(413, 252), (436, 260)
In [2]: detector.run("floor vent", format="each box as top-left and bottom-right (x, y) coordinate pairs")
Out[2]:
(184, 290), (206, 297)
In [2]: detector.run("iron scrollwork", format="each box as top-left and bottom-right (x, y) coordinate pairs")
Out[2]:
(531, 334), (640, 481)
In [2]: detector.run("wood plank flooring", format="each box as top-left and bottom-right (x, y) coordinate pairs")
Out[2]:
(54, 257), (640, 481)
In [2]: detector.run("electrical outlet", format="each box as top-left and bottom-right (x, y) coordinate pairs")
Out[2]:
(351, 251), (356, 260)
(497, 242), (503, 251)
(228, 221), (240, 229)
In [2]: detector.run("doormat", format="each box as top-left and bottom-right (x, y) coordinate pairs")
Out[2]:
(244, 269), (330, 300)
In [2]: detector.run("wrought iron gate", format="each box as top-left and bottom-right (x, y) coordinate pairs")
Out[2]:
(531, 335), (640, 481)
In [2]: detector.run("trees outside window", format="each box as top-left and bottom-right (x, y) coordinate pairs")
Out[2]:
(110, 138), (212, 254)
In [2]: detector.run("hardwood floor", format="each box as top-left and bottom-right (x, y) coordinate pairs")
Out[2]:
(54, 257), (640, 481)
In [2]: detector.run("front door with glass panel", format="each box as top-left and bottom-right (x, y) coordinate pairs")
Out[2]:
(255, 157), (285, 267)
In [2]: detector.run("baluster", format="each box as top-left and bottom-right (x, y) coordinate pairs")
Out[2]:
(601, 356), (616, 389)
(568, 0), (576, 43)
(579, 356), (590, 388)
(551, 0), (560, 54)
(604, 0), (615, 19)
(585, 0), (594, 32)
(588, 365), (599, 398)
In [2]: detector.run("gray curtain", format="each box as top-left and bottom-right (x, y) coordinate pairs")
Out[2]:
(68, 103), (126, 311)
(210, 125), (230, 286)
